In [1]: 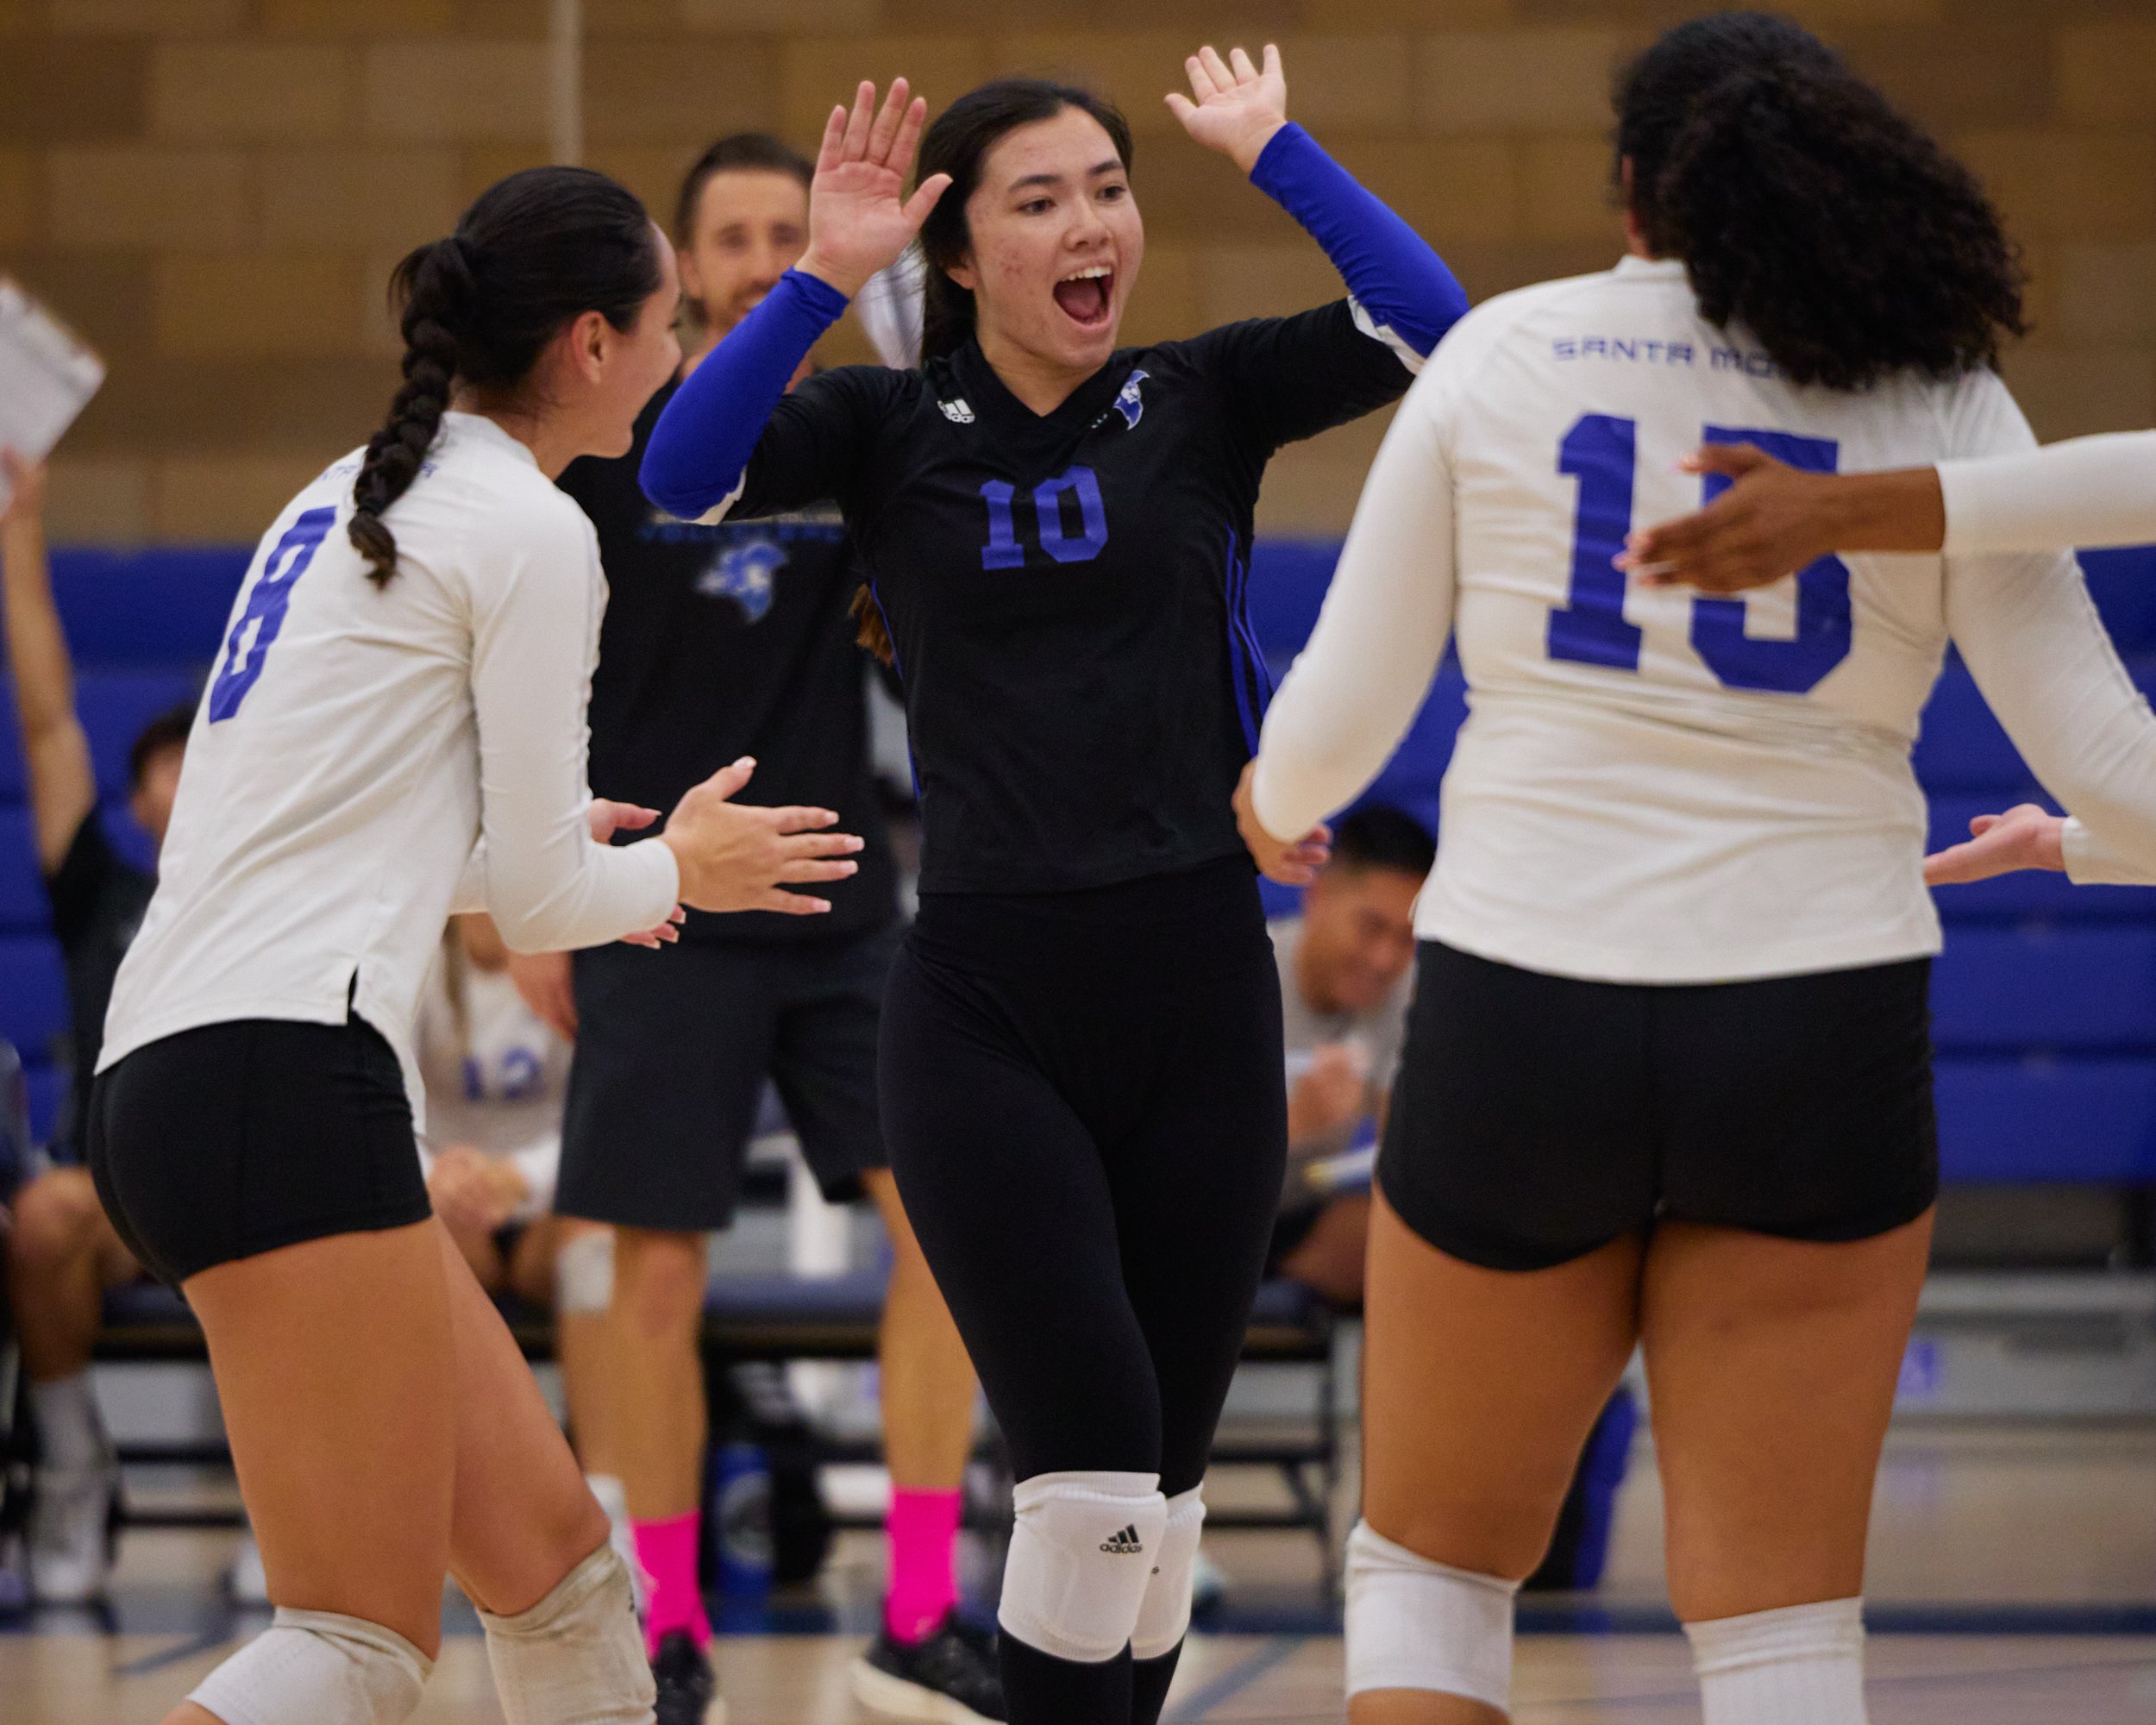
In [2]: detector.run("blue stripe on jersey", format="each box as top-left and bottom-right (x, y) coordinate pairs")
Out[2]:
(1223, 530), (1270, 754)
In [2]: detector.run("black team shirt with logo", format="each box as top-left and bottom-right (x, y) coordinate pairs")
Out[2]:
(559, 381), (899, 942)
(714, 305), (1411, 895)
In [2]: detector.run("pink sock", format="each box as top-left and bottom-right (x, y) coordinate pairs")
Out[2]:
(633, 1511), (710, 1659)
(884, 1487), (962, 1644)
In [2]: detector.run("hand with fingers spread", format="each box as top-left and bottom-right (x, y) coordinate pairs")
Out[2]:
(1167, 42), (1288, 174)
(1234, 760), (1332, 887)
(656, 755), (864, 916)
(794, 78), (954, 301)
(1923, 802), (2066, 887)
(1617, 442), (1947, 594)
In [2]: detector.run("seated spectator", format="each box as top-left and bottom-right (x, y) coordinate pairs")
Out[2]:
(2, 452), (188, 1604)
(1267, 804), (1433, 1309)
(416, 911), (629, 1578)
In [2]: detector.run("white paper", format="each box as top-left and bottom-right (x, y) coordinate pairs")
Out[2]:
(0, 277), (105, 514)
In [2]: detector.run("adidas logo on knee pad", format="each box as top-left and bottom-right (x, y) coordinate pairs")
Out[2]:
(1100, 1525), (1145, 1555)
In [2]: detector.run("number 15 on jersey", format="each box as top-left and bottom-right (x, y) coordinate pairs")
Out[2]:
(1548, 417), (1853, 695)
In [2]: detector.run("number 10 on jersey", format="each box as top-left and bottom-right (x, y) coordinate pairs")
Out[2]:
(1548, 417), (1853, 694)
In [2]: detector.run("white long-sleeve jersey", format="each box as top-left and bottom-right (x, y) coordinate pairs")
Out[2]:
(1254, 255), (2156, 984)
(1940, 430), (2156, 558)
(100, 412), (679, 1122)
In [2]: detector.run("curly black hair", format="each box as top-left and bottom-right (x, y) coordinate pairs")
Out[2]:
(1615, 11), (2025, 391)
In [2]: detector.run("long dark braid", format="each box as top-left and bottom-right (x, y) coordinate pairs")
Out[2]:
(349, 238), (474, 584)
(347, 166), (662, 585)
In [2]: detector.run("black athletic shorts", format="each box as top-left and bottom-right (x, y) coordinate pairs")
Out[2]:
(555, 923), (899, 1231)
(87, 1016), (431, 1287)
(1380, 941), (1940, 1272)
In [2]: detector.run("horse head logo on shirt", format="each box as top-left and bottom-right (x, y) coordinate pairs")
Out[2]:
(697, 538), (789, 623)
(1114, 369), (1150, 430)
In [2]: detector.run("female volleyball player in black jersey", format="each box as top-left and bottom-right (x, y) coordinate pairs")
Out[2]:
(642, 56), (1466, 1725)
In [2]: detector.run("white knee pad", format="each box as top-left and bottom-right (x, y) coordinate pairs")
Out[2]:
(997, 1470), (1167, 1664)
(479, 1542), (655, 1725)
(1686, 1596), (1868, 1725)
(555, 1227), (615, 1315)
(1131, 1484), (1206, 1661)
(187, 1607), (433, 1725)
(1344, 1520), (1520, 1711)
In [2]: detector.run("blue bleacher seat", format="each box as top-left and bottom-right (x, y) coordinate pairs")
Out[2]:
(1934, 1057), (2156, 1182)
(0, 669), (202, 801)
(0, 806), (45, 931)
(48, 545), (250, 668)
(0, 936), (68, 1063)
(1932, 926), (2156, 1051)
(23, 1058), (60, 1147)
(2082, 547), (2156, 653)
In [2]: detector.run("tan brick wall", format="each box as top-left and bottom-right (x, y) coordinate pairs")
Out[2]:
(0, 0), (2150, 542)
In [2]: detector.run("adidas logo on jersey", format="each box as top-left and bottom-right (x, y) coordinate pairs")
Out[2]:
(939, 398), (975, 424)
(1100, 1525), (1145, 1555)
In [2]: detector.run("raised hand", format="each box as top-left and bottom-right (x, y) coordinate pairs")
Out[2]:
(1166, 43), (1288, 174)
(795, 78), (954, 300)
(1923, 803), (2066, 887)
(657, 756), (865, 916)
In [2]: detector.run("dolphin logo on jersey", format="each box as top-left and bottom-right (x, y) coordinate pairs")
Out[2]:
(1113, 369), (1149, 430)
(697, 538), (788, 622)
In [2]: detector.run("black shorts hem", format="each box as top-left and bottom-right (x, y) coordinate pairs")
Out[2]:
(158, 1201), (437, 1288)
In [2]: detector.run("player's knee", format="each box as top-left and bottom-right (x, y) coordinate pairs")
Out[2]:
(612, 1228), (705, 1336)
(9, 1170), (105, 1271)
(1131, 1484), (1206, 1660)
(998, 1470), (1167, 1663)
(1344, 1519), (1520, 1712)
(187, 1607), (434, 1724)
(479, 1543), (654, 1725)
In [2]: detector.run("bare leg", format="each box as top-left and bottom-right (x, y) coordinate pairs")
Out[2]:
(1277, 1192), (1372, 1308)
(863, 1168), (976, 1490)
(605, 1227), (707, 1519)
(548, 1220), (619, 1477)
(442, 1213), (508, 1295)
(178, 1221), (456, 1658)
(1354, 1192), (1643, 1725)
(1641, 1213), (1933, 1622)
(434, 1223), (611, 1615)
(6, 1167), (138, 1382)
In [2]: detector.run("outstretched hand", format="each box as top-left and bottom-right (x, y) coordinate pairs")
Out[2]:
(659, 756), (865, 917)
(1924, 803), (2066, 887)
(1166, 43), (1288, 174)
(795, 79), (953, 301)
(1233, 761), (1332, 888)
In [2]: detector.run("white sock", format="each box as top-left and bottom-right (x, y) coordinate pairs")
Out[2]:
(1686, 1597), (1868, 1725)
(29, 1375), (105, 1471)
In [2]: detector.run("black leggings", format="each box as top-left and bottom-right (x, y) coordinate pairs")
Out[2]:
(880, 857), (1287, 1499)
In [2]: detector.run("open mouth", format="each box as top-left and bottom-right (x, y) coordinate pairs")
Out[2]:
(1052, 264), (1115, 330)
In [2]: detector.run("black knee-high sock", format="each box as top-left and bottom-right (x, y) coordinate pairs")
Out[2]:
(1130, 1641), (1183, 1725)
(1000, 1631), (1132, 1725)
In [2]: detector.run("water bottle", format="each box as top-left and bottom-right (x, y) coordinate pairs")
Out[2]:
(710, 1440), (774, 1598)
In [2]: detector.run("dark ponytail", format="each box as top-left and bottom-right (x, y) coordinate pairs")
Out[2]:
(1615, 11), (2024, 391)
(350, 166), (662, 584)
(914, 78), (1133, 366)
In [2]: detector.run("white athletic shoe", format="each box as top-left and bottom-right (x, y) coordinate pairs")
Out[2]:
(27, 1463), (117, 1604)
(227, 1530), (271, 1605)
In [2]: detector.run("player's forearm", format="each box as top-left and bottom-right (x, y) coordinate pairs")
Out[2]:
(1820, 466), (1946, 555)
(641, 268), (850, 522)
(2, 511), (82, 740)
(1248, 123), (1469, 361)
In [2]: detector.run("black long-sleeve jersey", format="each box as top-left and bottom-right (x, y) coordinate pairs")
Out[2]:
(724, 300), (1413, 894)
(561, 383), (899, 943)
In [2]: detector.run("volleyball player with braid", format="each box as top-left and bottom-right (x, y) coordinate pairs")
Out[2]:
(87, 168), (862, 1725)
(642, 57), (1465, 1725)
